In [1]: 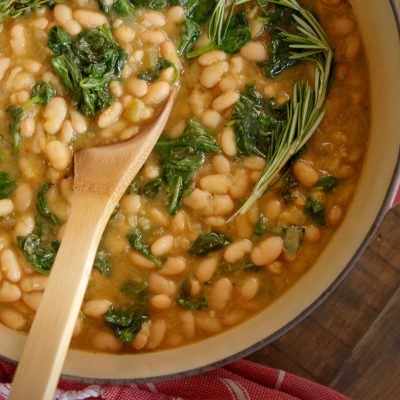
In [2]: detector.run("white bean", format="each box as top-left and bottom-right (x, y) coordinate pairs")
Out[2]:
(198, 50), (227, 66)
(92, 331), (123, 352)
(144, 81), (170, 105)
(19, 275), (48, 292)
(151, 234), (173, 256)
(129, 251), (156, 269)
(201, 109), (222, 129)
(54, 4), (72, 24)
(126, 77), (148, 97)
(22, 292), (42, 311)
(64, 19), (82, 35)
(98, 101), (123, 128)
(240, 41), (267, 62)
(183, 188), (211, 210)
(180, 311), (195, 338)
(220, 127), (237, 157)
(1, 249), (21, 283)
(212, 90), (240, 111)
(141, 30), (167, 44)
(0, 58), (11, 81)
(45, 140), (71, 171)
(166, 6), (185, 24)
(0, 281), (21, 302)
(150, 294), (172, 309)
(209, 277), (233, 311)
(0, 200), (13, 217)
(199, 174), (229, 195)
(200, 61), (228, 88)
(13, 214), (35, 238)
(292, 161), (320, 187)
(21, 118), (35, 138)
(0, 308), (25, 330)
(239, 276), (259, 301)
(251, 236), (284, 266)
(73, 10), (107, 28)
(149, 273), (176, 296)
(113, 25), (135, 43)
(160, 257), (186, 276)
(224, 239), (252, 264)
(146, 319), (166, 349)
(142, 11), (166, 27)
(43, 97), (68, 134)
(70, 110), (87, 134)
(196, 313), (222, 333)
(10, 25), (25, 55)
(82, 299), (112, 318)
(195, 256), (218, 283)
(120, 194), (141, 215)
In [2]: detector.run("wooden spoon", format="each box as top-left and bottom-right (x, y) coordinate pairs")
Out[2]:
(9, 87), (178, 400)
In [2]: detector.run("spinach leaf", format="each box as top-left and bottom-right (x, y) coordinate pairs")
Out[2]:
(25, 81), (56, 106)
(255, 213), (268, 236)
(127, 228), (162, 267)
(143, 178), (164, 198)
(17, 235), (60, 275)
(0, 172), (15, 200)
(220, 12), (251, 54)
(304, 196), (326, 226)
(37, 183), (59, 226)
(104, 305), (148, 344)
(93, 250), (112, 277)
(190, 232), (230, 257)
(138, 59), (177, 82)
(179, 19), (201, 55)
(282, 225), (304, 260)
(98, 0), (135, 16)
(156, 118), (220, 214)
(264, 30), (297, 79)
(315, 176), (339, 193)
(6, 105), (23, 155)
(121, 279), (148, 298)
(0, 0), (58, 23)
(48, 26), (128, 116)
(278, 172), (298, 203)
(231, 85), (285, 158)
(221, 259), (258, 273)
(176, 279), (208, 311)
(190, 0), (214, 24)
(132, 0), (169, 9)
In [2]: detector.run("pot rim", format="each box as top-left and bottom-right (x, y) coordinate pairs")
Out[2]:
(1, 0), (399, 385)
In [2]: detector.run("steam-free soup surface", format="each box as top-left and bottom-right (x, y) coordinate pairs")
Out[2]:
(0, 0), (369, 353)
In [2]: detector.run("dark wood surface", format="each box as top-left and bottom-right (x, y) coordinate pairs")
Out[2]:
(247, 206), (400, 399)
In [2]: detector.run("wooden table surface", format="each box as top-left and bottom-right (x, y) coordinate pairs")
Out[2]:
(247, 205), (400, 399)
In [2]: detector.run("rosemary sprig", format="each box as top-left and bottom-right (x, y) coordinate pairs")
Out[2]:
(0, 0), (59, 23)
(228, 0), (334, 220)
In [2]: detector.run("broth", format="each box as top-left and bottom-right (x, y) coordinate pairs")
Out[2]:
(0, 0), (370, 353)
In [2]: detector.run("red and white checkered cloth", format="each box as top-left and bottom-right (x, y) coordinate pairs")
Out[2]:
(0, 359), (348, 400)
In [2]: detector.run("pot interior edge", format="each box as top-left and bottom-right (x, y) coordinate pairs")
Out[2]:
(0, 0), (399, 381)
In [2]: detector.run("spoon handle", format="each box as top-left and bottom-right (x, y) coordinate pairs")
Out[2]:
(9, 192), (113, 400)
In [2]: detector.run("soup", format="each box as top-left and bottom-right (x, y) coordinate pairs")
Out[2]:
(0, 0), (369, 353)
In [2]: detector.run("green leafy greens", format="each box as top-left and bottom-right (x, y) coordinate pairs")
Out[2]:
(231, 84), (285, 158)
(121, 279), (149, 299)
(93, 250), (112, 277)
(229, 0), (334, 220)
(48, 25), (128, 115)
(156, 118), (221, 214)
(138, 59), (177, 82)
(176, 279), (208, 311)
(315, 175), (339, 193)
(0, 0), (58, 23)
(98, 0), (135, 16)
(0, 172), (15, 200)
(104, 305), (148, 344)
(190, 231), (230, 257)
(127, 228), (162, 267)
(6, 105), (23, 155)
(187, 1), (252, 58)
(304, 196), (326, 225)
(36, 183), (60, 226)
(25, 81), (57, 106)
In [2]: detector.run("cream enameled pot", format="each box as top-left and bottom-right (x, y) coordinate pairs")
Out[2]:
(0, 0), (399, 383)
